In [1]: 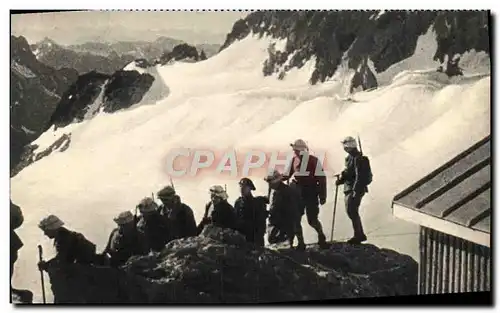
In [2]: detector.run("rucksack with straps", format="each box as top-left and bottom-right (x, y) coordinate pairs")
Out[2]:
(74, 232), (97, 263)
(356, 154), (373, 187)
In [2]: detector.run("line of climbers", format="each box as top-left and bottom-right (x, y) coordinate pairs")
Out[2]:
(18, 136), (372, 274)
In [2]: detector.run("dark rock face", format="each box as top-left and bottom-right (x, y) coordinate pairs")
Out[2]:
(11, 133), (71, 177)
(220, 11), (490, 87)
(199, 50), (207, 61)
(159, 43), (200, 65)
(350, 59), (378, 93)
(47, 70), (155, 130)
(44, 225), (417, 303)
(48, 71), (109, 130)
(10, 35), (78, 170)
(102, 70), (155, 112)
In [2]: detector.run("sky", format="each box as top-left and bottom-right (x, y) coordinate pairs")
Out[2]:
(11, 11), (249, 45)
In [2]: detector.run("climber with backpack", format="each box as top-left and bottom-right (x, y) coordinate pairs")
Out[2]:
(37, 215), (98, 272)
(335, 136), (373, 244)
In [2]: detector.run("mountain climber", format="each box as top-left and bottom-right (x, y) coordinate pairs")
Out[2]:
(265, 170), (305, 250)
(234, 178), (269, 247)
(37, 215), (97, 272)
(136, 197), (172, 252)
(336, 136), (369, 244)
(10, 200), (31, 301)
(284, 139), (328, 248)
(157, 186), (198, 239)
(197, 185), (237, 234)
(103, 211), (149, 267)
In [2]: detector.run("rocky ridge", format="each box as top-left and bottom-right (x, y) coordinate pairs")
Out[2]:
(43, 225), (417, 303)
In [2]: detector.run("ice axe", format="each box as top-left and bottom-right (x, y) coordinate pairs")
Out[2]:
(330, 174), (340, 242)
(37, 245), (46, 304)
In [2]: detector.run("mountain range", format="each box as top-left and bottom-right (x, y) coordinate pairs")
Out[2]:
(31, 36), (221, 74)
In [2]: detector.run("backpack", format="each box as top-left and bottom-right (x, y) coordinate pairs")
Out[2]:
(356, 155), (373, 187)
(74, 232), (97, 263)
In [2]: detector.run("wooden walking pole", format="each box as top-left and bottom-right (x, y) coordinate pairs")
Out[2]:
(330, 176), (340, 242)
(37, 245), (46, 304)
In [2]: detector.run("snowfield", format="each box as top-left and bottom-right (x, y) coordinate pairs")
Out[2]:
(11, 33), (490, 303)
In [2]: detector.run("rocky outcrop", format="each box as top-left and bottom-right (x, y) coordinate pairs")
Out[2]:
(44, 225), (417, 303)
(220, 11), (490, 86)
(47, 71), (109, 130)
(47, 70), (154, 130)
(11, 133), (71, 177)
(102, 70), (155, 112)
(10, 35), (78, 170)
(159, 43), (200, 65)
(350, 59), (378, 93)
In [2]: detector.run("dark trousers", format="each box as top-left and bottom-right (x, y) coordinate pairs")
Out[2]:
(345, 191), (366, 238)
(10, 249), (18, 282)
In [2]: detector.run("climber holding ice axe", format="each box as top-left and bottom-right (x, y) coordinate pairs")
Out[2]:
(333, 136), (373, 244)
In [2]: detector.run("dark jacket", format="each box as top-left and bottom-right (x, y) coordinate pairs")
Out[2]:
(158, 202), (198, 239)
(104, 227), (148, 267)
(234, 195), (269, 243)
(286, 154), (327, 201)
(337, 150), (368, 194)
(197, 200), (237, 233)
(268, 182), (300, 229)
(137, 213), (171, 252)
(10, 201), (24, 252)
(52, 228), (97, 265)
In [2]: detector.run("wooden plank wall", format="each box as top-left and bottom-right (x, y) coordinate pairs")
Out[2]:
(419, 226), (490, 294)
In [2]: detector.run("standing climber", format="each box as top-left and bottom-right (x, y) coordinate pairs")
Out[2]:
(284, 139), (328, 248)
(10, 201), (24, 291)
(197, 185), (237, 234)
(157, 186), (198, 239)
(136, 197), (172, 252)
(336, 136), (370, 244)
(265, 170), (305, 250)
(234, 178), (269, 247)
(37, 215), (97, 272)
(103, 211), (149, 267)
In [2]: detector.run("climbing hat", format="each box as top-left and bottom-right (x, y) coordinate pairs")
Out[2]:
(137, 197), (158, 213)
(209, 185), (228, 200)
(39, 215), (64, 231)
(113, 211), (135, 225)
(264, 169), (283, 184)
(341, 136), (358, 148)
(157, 185), (176, 199)
(290, 139), (308, 151)
(239, 177), (256, 191)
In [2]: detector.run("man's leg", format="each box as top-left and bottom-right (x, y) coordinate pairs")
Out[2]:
(294, 220), (306, 250)
(304, 192), (327, 246)
(345, 192), (367, 242)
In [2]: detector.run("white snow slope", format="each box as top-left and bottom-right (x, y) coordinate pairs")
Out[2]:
(11, 33), (490, 303)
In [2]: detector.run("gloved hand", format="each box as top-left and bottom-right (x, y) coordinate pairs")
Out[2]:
(335, 179), (342, 186)
(37, 261), (48, 272)
(319, 198), (326, 205)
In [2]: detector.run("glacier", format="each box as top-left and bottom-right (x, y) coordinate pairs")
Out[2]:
(10, 32), (490, 303)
